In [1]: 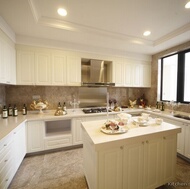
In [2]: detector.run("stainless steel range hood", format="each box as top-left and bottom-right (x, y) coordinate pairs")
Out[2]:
(81, 59), (115, 87)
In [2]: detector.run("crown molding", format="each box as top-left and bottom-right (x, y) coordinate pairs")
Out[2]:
(0, 16), (15, 43)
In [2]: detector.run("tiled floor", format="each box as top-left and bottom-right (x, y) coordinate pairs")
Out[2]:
(8, 148), (190, 189)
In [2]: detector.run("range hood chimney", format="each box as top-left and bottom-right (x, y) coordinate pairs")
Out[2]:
(81, 59), (115, 87)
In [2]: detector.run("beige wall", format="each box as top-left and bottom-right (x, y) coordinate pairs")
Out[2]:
(151, 40), (190, 113)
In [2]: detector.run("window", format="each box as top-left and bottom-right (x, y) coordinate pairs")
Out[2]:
(184, 52), (190, 102)
(159, 49), (190, 103)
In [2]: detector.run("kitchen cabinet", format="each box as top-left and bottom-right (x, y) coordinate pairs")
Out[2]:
(82, 119), (178, 189)
(13, 122), (26, 171)
(16, 50), (35, 85)
(52, 53), (67, 85)
(72, 117), (84, 145)
(27, 121), (44, 153)
(35, 52), (51, 85)
(0, 30), (16, 85)
(16, 47), (81, 86)
(151, 113), (190, 159)
(0, 132), (15, 189)
(0, 122), (26, 189)
(113, 61), (151, 87)
(67, 56), (81, 86)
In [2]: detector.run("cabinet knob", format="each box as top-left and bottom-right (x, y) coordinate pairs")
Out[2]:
(163, 137), (166, 140)
(146, 140), (149, 144)
(142, 141), (144, 144)
(120, 146), (123, 150)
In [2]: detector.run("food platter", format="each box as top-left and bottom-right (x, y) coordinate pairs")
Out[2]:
(100, 127), (127, 134)
(132, 117), (149, 126)
(101, 120), (128, 134)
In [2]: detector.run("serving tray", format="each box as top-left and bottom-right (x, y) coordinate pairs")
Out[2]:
(100, 127), (127, 135)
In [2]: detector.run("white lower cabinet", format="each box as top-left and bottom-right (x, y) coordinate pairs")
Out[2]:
(27, 121), (44, 153)
(156, 116), (190, 159)
(83, 133), (177, 189)
(0, 122), (26, 189)
(13, 122), (26, 171)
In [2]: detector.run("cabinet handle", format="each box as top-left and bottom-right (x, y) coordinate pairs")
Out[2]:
(5, 178), (9, 182)
(4, 159), (8, 162)
(4, 144), (7, 147)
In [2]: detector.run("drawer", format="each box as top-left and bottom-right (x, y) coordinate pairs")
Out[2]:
(44, 135), (72, 150)
(0, 133), (14, 157)
(0, 158), (15, 189)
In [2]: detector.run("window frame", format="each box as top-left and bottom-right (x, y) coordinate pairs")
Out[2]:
(160, 48), (190, 104)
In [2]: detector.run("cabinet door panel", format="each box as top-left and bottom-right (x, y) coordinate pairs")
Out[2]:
(184, 125), (190, 158)
(143, 138), (162, 189)
(52, 54), (67, 85)
(35, 53), (51, 85)
(98, 148), (123, 189)
(123, 142), (144, 189)
(17, 51), (35, 85)
(162, 135), (177, 183)
(27, 121), (44, 153)
(67, 56), (81, 86)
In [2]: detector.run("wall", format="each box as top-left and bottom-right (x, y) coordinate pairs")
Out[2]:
(5, 85), (150, 111)
(0, 84), (6, 114)
(151, 40), (190, 113)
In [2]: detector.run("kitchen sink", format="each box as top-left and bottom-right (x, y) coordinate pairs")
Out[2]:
(173, 114), (190, 120)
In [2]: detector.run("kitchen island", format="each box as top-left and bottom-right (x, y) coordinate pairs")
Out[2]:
(81, 118), (181, 189)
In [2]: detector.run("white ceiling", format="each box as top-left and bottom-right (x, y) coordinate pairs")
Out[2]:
(0, 0), (190, 56)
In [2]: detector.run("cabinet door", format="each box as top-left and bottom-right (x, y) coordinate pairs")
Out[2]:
(141, 64), (151, 87)
(17, 50), (35, 85)
(52, 54), (67, 85)
(27, 121), (44, 153)
(113, 61), (123, 86)
(72, 118), (84, 145)
(177, 123), (185, 155)
(123, 142), (144, 189)
(98, 147), (123, 189)
(162, 135), (177, 183)
(123, 63), (133, 87)
(13, 122), (26, 171)
(35, 52), (51, 85)
(133, 64), (141, 87)
(67, 56), (81, 86)
(184, 124), (190, 158)
(0, 37), (6, 83)
(143, 138), (162, 189)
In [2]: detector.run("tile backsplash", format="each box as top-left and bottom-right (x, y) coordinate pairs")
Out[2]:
(5, 85), (150, 111)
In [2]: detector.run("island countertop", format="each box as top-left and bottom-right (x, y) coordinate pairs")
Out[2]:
(81, 118), (181, 150)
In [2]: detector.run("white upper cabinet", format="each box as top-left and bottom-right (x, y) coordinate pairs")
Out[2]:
(0, 30), (16, 85)
(17, 50), (35, 85)
(113, 59), (151, 87)
(35, 52), (51, 85)
(67, 56), (81, 86)
(16, 46), (81, 86)
(52, 53), (67, 85)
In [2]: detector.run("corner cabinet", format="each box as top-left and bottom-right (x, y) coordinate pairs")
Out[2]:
(0, 122), (26, 189)
(113, 60), (151, 87)
(0, 29), (16, 85)
(16, 47), (81, 86)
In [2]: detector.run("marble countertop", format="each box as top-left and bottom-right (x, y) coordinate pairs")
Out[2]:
(81, 118), (182, 150)
(0, 107), (189, 141)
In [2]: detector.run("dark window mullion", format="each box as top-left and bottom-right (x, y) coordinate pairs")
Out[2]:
(177, 53), (185, 103)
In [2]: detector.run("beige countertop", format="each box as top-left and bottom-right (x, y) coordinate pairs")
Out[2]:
(81, 118), (182, 151)
(0, 108), (189, 141)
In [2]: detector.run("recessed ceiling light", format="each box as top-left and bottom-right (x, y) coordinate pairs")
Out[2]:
(143, 31), (151, 36)
(57, 8), (67, 16)
(185, 1), (190, 8)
